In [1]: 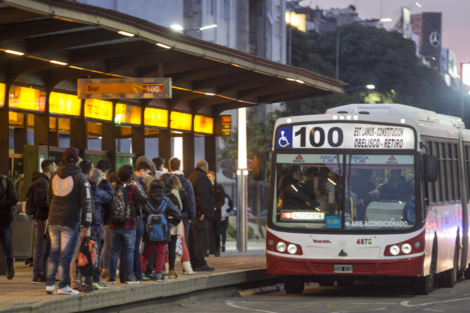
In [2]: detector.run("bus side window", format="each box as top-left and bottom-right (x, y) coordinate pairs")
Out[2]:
(466, 146), (470, 199)
(452, 144), (459, 201)
(431, 142), (441, 203)
(446, 143), (454, 202)
(439, 142), (448, 203)
(426, 141), (435, 204)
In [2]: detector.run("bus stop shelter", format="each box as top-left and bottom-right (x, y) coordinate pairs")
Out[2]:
(0, 0), (343, 183)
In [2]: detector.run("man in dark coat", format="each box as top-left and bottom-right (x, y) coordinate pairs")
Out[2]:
(187, 160), (215, 271)
(207, 171), (225, 257)
(0, 172), (18, 280)
(31, 160), (56, 283)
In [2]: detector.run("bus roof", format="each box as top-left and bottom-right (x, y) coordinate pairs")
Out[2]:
(326, 104), (465, 129)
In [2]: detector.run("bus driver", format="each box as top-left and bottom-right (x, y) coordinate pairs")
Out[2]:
(380, 169), (413, 201)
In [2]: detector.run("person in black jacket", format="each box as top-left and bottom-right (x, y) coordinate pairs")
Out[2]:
(0, 172), (18, 280)
(31, 160), (56, 284)
(207, 171), (225, 257)
(187, 160), (215, 271)
(46, 147), (93, 295)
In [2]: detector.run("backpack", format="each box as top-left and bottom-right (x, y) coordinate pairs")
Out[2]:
(108, 184), (130, 224)
(24, 183), (37, 216)
(77, 234), (98, 277)
(147, 197), (169, 242)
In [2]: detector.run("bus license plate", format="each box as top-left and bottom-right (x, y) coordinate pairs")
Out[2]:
(292, 212), (324, 220)
(334, 265), (353, 273)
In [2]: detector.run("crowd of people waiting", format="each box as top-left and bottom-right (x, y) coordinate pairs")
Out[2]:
(0, 147), (233, 295)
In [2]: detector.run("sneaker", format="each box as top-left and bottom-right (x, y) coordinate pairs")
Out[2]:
(92, 281), (109, 289)
(195, 265), (215, 272)
(221, 245), (226, 252)
(215, 251), (221, 257)
(58, 286), (79, 295)
(73, 285), (94, 293)
(141, 273), (150, 282)
(100, 268), (110, 280)
(46, 285), (56, 295)
(6, 261), (15, 280)
(153, 274), (163, 282)
(125, 277), (141, 284)
(145, 273), (155, 280)
(32, 277), (47, 284)
(108, 278), (116, 285)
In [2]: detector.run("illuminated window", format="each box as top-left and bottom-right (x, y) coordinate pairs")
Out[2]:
(115, 103), (142, 125)
(49, 92), (81, 116)
(0, 83), (5, 107)
(170, 111), (192, 131)
(85, 99), (113, 121)
(9, 85), (46, 112)
(194, 115), (214, 134)
(144, 107), (168, 128)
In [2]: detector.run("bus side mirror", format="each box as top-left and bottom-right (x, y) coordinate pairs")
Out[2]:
(423, 155), (438, 182)
(252, 152), (267, 181)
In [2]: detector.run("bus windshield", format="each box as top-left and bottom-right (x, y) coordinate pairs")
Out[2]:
(272, 153), (416, 231)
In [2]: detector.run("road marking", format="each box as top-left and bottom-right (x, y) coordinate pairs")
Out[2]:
(441, 297), (470, 303)
(353, 303), (396, 305)
(401, 301), (440, 307)
(226, 301), (278, 313)
(423, 309), (444, 312)
(370, 309), (387, 311)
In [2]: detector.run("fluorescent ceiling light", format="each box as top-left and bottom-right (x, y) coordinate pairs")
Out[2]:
(366, 84), (375, 89)
(204, 92), (216, 96)
(50, 60), (67, 65)
(118, 31), (135, 37)
(295, 80), (304, 84)
(171, 24), (184, 31)
(415, 2), (422, 7)
(379, 18), (393, 22)
(172, 131), (183, 134)
(200, 24), (217, 30)
(156, 43), (171, 49)
(5, 50), (24, 56)
(286, 78), (296, 81)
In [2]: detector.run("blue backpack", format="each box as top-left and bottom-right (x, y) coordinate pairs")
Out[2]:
(146, 197), (169, 242)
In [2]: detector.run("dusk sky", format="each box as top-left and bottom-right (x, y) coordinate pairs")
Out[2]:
(297, 0), (470, 74)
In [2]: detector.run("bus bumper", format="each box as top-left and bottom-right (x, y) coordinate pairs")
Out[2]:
(266, 253), (424, 276)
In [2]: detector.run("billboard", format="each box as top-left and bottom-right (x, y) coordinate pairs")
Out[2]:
(440, 49), (448, 73)
(448, 50), (458, 78)
(402, 7), (410, 39)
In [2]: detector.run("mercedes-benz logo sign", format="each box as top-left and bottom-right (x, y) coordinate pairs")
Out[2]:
(429, 31), (441, 48)
(339, 238), (348, 247)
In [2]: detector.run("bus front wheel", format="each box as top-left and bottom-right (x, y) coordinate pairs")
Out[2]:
(283, 275), (305, 294)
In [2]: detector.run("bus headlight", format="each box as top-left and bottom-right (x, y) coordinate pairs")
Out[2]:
(287, 244), (297, 254)
(277, 242), (286, 252)
(389, 245), (400, 256)
(401, 244), (412, 254)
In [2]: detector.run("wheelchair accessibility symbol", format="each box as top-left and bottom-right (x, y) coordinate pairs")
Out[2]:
(278, 131), (290, 147)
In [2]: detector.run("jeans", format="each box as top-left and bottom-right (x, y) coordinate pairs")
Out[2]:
(220, 218), (229, 246)
(33, 220), (50, 278)
(0, 223), (14, 266)
(210, 219), (221, 253)
(100, 225), (111, 269)
(182, 218), (190, 246)
(92, 225), (103, 283)
(133, 219), (144, 281)
(110, 228), (136, 281)
(46, 224), (80, 289)
(140, 241), (167, 274)
(187, 217), (209, 268)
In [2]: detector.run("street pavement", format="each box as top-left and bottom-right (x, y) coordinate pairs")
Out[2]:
(156, 277), (470, 313)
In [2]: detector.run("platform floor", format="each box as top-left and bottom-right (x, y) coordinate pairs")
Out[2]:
(0, 241), (266, 312)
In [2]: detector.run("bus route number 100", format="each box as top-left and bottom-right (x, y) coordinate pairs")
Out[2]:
(142, 84), (163, 94)
(294, 126), (344, 148)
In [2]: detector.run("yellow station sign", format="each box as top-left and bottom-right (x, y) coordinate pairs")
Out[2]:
(78, 78), (171, 99)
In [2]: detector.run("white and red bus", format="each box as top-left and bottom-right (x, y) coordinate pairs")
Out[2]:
(265, 103), (470, 295)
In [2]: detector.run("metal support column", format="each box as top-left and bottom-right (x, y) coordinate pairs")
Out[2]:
(158, 129), (171, 169)
(205, 135), (216, 173)
(70, 100), (86, 159)
(237, 107), (248, 252)
(49, 117), (59, 147)
(33, 115), (49, 146)
(132, 125), (145, 157)
(14, 114), (28, 154)
(102, 123), (116, 172)
(183, 133), (195, 177)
